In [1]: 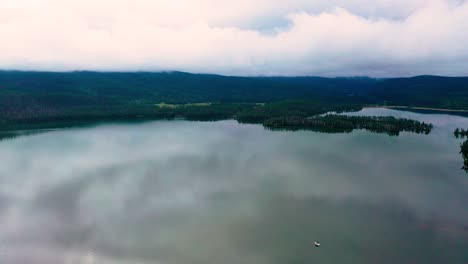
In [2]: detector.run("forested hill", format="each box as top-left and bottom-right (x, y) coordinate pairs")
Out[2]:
(0, 71), (467, 123)
(370, 75), (468, 109)
(0, 71), (377, 104)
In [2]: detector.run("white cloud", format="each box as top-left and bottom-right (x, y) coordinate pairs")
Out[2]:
(0, 0), (467, 76)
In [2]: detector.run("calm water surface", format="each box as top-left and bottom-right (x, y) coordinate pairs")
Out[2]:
(0, 108), (467, 264)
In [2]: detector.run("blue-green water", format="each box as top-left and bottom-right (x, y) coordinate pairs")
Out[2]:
(0, 108), (467, 264)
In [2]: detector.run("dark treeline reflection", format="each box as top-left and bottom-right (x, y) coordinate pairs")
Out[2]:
(264, 115), (433, 136)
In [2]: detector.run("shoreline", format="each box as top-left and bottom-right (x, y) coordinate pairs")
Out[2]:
(367, 105), (468, 113)
(1, 105), (466, 135)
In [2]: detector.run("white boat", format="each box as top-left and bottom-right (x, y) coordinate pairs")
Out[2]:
(314, 241), (321, 247)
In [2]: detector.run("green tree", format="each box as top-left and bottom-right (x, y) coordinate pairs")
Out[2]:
(460, 140), (468, 173)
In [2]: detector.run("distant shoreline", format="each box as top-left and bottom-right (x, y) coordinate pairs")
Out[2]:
(368, 105), (468, 113)
(1, 103), (466, 135)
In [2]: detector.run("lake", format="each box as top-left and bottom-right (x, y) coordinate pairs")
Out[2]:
(0, 108), (467, 264)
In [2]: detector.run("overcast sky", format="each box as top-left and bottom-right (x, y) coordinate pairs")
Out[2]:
(0, 0), (467, 76)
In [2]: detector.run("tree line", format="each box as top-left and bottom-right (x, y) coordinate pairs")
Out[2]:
(1, 71), (468, 125)
(454, 128), (468, 138)
(460, 140), (468, 173)
(263, 115), (433, 136)
(0, 100), (436, 138)
(453, 128), (468, 173)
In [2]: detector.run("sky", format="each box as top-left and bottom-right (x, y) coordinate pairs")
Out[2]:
(0, 0), (467, 76)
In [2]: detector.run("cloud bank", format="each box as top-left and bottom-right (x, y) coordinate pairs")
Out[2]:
(0, 0), (467, 76)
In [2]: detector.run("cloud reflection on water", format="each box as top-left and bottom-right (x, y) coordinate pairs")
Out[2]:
(0, 114), (467, 264)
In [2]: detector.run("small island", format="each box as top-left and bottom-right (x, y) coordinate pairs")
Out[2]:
(264, 115), (433, 136)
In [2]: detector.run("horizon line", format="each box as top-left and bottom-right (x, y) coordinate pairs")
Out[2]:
(1, 70), (468, 79)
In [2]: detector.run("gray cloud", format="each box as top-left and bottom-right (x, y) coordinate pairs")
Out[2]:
(0, 0), (467, 76)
